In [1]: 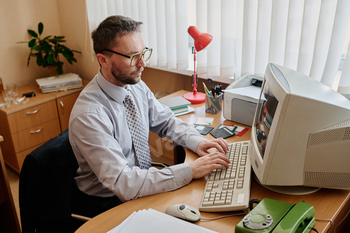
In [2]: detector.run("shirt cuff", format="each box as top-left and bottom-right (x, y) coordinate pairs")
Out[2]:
(187, 135), (207, 153)
(169, 163), (192, 187)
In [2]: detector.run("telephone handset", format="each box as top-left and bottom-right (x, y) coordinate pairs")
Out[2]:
(235, 198), (315, 233)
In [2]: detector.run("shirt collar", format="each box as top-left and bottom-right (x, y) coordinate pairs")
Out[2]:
(96, 69), (129, 104)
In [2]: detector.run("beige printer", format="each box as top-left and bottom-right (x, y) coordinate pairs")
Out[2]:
(223, 74), (263, 126)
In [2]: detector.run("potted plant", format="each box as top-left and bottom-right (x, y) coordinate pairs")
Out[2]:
(18, 22), (81, 75)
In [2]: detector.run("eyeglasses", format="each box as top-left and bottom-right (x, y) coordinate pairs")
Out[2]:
(99, 47), (153, 67)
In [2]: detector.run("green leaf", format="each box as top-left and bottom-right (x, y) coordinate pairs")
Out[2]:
(28, 29), (38, 38)
(28, 39), (36, 48)
(38, 22), (43, 35)
(57, 47), (64, 53)
(36, 53), (43, 66)
(42, 54), (48, 67)
(62, 51), (70, 60)
(33, 44), (41, 51)
(57, 63), (63, 74)
(41, 41), (52, 51)
(42, 35), (52, 41)
(47, 53), (54, 64)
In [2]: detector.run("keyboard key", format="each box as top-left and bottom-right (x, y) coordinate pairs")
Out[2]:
(199, 141), (251, 212)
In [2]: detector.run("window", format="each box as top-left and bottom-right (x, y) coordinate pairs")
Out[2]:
(85, 0), (350, 94)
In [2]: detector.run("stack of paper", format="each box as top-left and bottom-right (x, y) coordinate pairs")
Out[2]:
(108, 208), (217, 233)
(158, 96), (194, 116)
(36, 73), (82, 93)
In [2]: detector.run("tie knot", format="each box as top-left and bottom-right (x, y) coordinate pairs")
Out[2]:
(124, 94), (132, 104)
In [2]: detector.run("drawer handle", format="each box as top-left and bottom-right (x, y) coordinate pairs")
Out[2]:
(60, 101), (65, 115)
(26, 108), (40, 115)
(30, 127), (43, 134)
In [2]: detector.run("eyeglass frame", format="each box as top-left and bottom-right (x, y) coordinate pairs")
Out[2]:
(98, 47), (153, 67)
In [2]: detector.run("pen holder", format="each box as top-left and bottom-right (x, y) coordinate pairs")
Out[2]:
(205, 93), (222, 114)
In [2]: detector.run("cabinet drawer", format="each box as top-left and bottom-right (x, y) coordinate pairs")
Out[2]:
(7, 100), (58, 133)
(12, 119), (61, 153)
(16, 143), (43, 171)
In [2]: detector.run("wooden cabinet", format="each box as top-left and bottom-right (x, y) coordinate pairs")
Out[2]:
(55, 91), (80, 132)
(0, 82), (86, 173)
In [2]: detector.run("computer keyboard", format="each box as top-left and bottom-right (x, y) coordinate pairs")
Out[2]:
(199, 141), (251, 212)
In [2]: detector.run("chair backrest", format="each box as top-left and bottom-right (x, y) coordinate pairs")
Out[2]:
(174, 144), (185, 164)
(19, 129), (78, 233)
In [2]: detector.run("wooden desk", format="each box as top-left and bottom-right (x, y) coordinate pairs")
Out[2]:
(76, 90), (350, 233)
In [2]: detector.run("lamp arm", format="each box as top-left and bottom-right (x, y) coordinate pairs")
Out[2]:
(193, 48), (197, 94)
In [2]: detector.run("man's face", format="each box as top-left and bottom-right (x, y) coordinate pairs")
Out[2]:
(101, 32), (147, 87)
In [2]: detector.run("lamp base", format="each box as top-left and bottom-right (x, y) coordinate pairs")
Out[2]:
(183, 91), (206, 104)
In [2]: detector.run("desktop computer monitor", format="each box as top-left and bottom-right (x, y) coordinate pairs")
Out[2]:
(249, 63), (350, 194)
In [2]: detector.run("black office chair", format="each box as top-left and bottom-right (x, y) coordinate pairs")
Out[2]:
(19, 129), (89, 233)
(151, 143), (186, 168)
(19, 129), (186, 232)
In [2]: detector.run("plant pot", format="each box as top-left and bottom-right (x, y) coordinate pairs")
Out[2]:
(47, 65), (58, 76)
(47, 63), (63, 76)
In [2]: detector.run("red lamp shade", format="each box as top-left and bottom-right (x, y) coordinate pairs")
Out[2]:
(188, 26), (213, 52)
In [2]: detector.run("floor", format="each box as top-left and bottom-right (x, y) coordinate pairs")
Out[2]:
(6, 165), (21, 227)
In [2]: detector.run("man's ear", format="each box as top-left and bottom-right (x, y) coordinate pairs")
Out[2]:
(96, 53), (109, 68)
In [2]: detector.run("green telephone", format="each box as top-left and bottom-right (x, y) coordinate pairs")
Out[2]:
(235, 198), (315, 233)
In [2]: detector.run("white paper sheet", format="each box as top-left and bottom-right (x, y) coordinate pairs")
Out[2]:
(108, 209), (218, 233)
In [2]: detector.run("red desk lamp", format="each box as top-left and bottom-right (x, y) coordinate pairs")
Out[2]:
(183, 26), (213, 104)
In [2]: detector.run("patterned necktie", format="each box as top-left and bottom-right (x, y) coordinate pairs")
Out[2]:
(124, 93), (152, 169)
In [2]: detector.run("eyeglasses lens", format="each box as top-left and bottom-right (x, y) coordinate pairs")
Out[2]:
(131, 49), (152, 66)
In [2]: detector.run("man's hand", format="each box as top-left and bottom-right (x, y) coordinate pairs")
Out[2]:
(188, 152), (230, 179)
(196, 138), (229, 157)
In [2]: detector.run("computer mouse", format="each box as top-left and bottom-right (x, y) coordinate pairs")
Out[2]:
(165, 204), (201, 222)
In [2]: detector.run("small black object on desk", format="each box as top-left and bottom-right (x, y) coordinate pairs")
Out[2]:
(22, 92), (36, 97)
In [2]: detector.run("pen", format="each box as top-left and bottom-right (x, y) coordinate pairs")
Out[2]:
(203, 82), (218, 110)
(202, 82), (211, 96)
(216, 85), (222, 96)
(208, 78), (215, 96)
(232, 126), (237, 133)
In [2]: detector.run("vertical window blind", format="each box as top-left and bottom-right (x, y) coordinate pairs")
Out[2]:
(85, 0), (350, 93)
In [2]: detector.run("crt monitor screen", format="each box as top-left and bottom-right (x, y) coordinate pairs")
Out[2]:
(249, 63), (350, 194)
(254, 82), (278, 159)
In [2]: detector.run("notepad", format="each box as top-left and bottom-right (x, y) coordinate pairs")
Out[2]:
(194, 124), (214, 135)
(194, 117), (214, 125)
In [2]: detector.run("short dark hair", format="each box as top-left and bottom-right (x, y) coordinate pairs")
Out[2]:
(91, 15), (143, 55)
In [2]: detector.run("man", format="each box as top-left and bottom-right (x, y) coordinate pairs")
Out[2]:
(69, 15), (230, 217)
